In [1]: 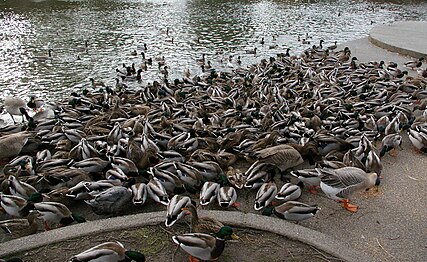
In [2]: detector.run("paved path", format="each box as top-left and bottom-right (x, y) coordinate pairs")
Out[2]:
(369, 21), (427, 58)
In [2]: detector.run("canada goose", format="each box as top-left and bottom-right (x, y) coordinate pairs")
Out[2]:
(3, 96), (32, 124)
(33, 49), (53, 61)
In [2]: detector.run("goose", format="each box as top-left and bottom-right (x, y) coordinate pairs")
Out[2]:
(172, 226), (238, 262)
(3, 96), (33, 124)
(33, 49), (53, 61)
(250, 144), (304, 173)
(69, 241), (145, 262)
(316, 167), (380, 212)
(84, 186), (133, 215)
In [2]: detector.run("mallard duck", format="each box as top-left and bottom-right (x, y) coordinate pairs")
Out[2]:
(404, 57), (424, 70)
(182, 203), (225, 234)
(7, 175), (38, 199)
(172, 226), (238, 262)
(217, 186), (238, 208)
(165, 195), (193, 227)
(316, 167), (380, 212)
(33, 201), (86, 230)
(254, 181), (277, 211)
(0, 193), (40, 217)
(408, 127), (427, 153)
(275, 182), (303, 201)
(131, 183), (148, 206)
(379, 133), (403, 157)
(0, 210), (39, 236)
(84, 186), (133, 215)
(225, 166), (245, 189)
(69, 241), (145, 262)
(263, 201), (320, 222)
(147, 178), (170, 206)
(200, 181), (220, 206)
(290, 169), (320, 194)
(27, 95), (44, 112)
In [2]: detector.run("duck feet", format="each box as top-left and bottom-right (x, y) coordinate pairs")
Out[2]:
(389, 148), (398, 157)
(308, 186), (319, 195)
(340, 199), (359, 212)
(189, 255), (200, 262)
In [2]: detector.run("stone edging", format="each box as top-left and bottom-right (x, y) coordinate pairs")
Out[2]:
(0, 211), (374, 262)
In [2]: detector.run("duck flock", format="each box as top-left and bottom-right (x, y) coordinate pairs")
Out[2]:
(0, 43), (426, 261)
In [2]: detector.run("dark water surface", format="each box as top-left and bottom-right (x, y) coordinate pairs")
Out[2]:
(1, 0), (426, 102)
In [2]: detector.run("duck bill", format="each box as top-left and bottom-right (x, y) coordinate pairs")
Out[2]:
(231, 233), (239, 240)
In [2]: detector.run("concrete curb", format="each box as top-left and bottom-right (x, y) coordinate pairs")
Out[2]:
(369, 21), (427, 58)
(0, 211), (374, 262)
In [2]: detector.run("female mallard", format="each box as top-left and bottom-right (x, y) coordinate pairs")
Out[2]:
(69, 241), (145, 262)
(263, 200), (320, 222)
(33, 201), (86, 230)
(316, 167), (380, 212)
(0, 210), (39, 236)
(182, 203), (225, 234)
(254, 181), (277, 211)
(172, 226), (238, 262)
(165, 195), (193, 227)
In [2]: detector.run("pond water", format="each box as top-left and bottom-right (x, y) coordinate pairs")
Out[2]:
(1, 0), (426, 102)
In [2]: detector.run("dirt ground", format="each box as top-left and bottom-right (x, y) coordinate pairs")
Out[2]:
(6, 224), (341, 262)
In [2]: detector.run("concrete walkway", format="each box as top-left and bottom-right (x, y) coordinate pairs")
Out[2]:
(369, 21), (427, 58)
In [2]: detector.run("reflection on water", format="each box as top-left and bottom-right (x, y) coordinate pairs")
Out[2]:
(0, 0), (426, 102)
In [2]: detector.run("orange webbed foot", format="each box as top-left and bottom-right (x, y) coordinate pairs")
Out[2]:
(308, 186), (319, 195)
(231, 202), (241, 207)
(189, 255), (200, 262)
(341, 200), (359, 213)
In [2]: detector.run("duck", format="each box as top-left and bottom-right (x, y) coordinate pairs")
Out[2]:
(181, 202), (225, 234)
(408, 126), (427, 153)
(7, 175), (38, 199)
(217, 186), (238, 208)
(0, 210), (39, 236)
(146, 178), (170, 206)
(254, 181), (277, 211)
(404, 57), (424, 70)
(275, 182), (303, 201)
(165, 195), (193, 227)
(27, 95), (44, 112)
(33, 201), (86, 230)
(290, 169), (320, 194)
(69, 241), (145, 262)
(379, 133), (403, 157)
(199, 181), (220, 206)
(0, 193), (42, 217)
(130, 183), (148, 206)
(84, 186), (133, 215)
(172, 226), (238, 262)
(262, 201), (320, 222)
(316, 167), (380, 212)
(3, 96), (33, 124)
(246, 47), (257, 55)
